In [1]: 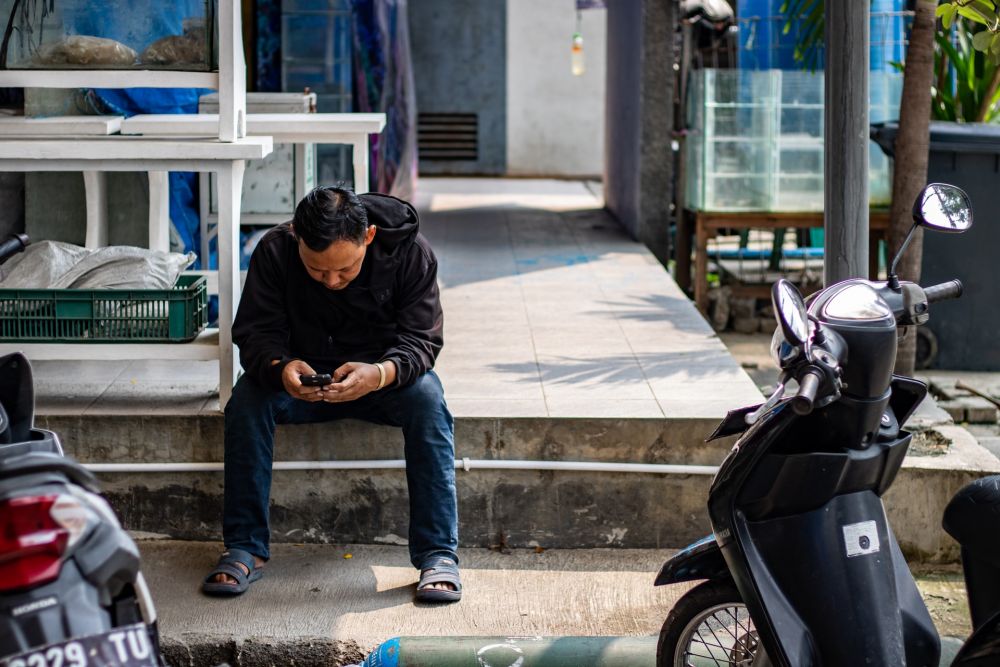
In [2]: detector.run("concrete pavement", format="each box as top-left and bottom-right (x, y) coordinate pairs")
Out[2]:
(140, 540), (969, 667)
(143, 541), (683, 666)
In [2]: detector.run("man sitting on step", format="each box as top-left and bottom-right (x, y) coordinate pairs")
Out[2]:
(202, 185), (461, 603)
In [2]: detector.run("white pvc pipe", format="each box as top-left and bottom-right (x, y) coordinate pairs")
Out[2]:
(82, 458), (720, 476)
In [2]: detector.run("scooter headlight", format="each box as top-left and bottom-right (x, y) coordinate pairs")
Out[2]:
(822, 284), (892, 321)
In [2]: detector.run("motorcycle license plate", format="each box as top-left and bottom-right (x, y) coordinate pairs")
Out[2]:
(0, 624), (158, 667)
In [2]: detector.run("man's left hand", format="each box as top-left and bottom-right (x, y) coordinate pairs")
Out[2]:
(320, 361), (381, 402)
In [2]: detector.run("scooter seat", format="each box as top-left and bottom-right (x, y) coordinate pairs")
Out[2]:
(943, 475), (1000, 561)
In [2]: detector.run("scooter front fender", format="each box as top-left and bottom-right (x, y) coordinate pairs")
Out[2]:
(951, 608), (1000, 666)
(654, 534), (732, 586)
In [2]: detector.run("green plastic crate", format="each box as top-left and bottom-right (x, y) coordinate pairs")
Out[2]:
(0, 275), (208, 343)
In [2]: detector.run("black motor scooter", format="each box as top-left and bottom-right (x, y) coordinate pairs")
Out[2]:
(655, 183), (1000, 667)
(0, 234), (165, 667)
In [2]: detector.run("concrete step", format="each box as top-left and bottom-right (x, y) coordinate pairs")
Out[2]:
(139, 540), (968, 667)
(39, 413), (733, 466)
(40, 413), (725, 551)
(39, 414), (1000, 561)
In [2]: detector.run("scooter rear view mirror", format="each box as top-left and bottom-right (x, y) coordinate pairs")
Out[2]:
(888, 183), (973, 290)
(913, 183), (973, 233)
(772, 279), (809, 348)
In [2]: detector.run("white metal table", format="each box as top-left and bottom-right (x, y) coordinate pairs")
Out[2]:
(119, 112), (387, 263)
(0, 136), (273, 408)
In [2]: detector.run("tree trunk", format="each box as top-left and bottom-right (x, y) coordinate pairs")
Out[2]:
(888, 0), (937, 375)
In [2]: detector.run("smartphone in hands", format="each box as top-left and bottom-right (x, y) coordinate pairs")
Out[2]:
(300, 373), (333, 387)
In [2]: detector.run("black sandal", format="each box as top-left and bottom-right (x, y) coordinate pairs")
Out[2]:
(201, 548), (264, 596)
(415, 556), (462, 603)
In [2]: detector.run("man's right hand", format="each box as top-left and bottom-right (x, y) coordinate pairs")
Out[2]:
(280, 359), (327, 401)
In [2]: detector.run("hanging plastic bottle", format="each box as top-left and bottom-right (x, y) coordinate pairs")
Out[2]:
(571, 11), (585, 76)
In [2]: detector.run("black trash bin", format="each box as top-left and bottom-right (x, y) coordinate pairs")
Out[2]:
(871, 120), (1000, 371)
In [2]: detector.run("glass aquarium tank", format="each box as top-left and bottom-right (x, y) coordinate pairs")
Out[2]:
(685, 68), (903, 212)
(0, 0), (217, 70)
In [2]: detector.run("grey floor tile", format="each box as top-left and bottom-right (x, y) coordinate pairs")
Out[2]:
(440, 376), (545, 401)
(545, 398), (664, 419)
(447, 398), (548, 418)
(536, 364), (655, 402)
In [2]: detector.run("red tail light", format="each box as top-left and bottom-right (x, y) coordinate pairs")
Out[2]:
(0, 495), (69, 592)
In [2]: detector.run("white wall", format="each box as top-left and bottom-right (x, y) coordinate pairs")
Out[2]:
(506, 0), (607, 177)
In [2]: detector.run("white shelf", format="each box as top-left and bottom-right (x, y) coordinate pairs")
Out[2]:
(0, 115), (124, 136)
(0, 329), (221, 361)
(121, 112), (387, 142)
(0, 136), (272, 162)
(0, 0), (249, 407)
(0, 70), (219, 90)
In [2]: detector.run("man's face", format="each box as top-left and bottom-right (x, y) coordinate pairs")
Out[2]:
(298, 226), (377, 291)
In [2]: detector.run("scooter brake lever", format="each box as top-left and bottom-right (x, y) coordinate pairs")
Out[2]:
(745, 380), (787, 425)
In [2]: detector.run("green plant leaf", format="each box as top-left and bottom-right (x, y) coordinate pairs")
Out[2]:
(991, 32), (1000, 53)
(936, 3), (951, 17)
(986, 74), (1000, 120)
(973, 28), (994, 51)
(937, 30), (968, 81)
(935, 86), (959, 121)
(781, 0), (823, 71)
(961, 7), (993, 25)
(971, 1), (999, 18)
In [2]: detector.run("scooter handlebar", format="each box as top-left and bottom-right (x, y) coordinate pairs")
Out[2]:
(924, 279), (963, 304)
(791, 368), (823, 416)
(0, 233), (28, 264)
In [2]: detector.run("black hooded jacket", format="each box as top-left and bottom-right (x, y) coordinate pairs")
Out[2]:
(232, 193), (443, 392)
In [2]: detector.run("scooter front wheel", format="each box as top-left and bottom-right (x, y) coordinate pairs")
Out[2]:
(657, 580), (770, 667)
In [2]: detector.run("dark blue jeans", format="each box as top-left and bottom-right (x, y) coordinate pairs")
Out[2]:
(222, 370), (458, 569)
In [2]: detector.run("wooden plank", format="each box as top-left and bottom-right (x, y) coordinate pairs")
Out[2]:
(121, 113), (387, 138)
(0, 116), (123, 136)
(698, 210), (890, 231)
(0, 70), (218, 89)
(691, 208), (890, 314)
(0, 137), (272, 161)
(675, 209), (693, 293)
(695, 225), (711, 315)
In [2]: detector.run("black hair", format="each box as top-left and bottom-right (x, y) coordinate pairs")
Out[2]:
(292, 185), (370, 251)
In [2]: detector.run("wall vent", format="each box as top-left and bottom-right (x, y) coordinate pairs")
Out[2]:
(418, 113), (478, 161)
